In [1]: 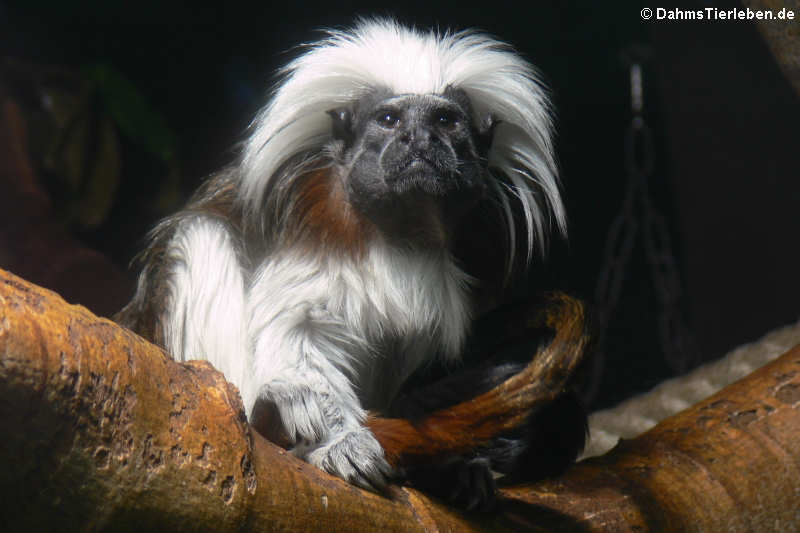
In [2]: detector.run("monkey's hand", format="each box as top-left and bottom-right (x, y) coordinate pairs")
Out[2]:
(306, 426), (394, 492)
(250, 376), (394, 492)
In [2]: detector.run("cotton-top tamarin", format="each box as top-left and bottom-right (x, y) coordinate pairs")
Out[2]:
(117, 18), (586, 504)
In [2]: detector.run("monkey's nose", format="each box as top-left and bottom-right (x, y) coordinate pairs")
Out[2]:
(400, 127), (437, 150)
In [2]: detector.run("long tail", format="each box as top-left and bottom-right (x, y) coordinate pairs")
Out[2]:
(368, 292), (590, 468)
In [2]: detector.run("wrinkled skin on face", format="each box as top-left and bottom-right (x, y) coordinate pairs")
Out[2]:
(328, 89), (494, 243)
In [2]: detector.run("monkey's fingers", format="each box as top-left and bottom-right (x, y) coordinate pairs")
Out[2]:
(452, 458), (496, 512)
(306, 426), (395, 494)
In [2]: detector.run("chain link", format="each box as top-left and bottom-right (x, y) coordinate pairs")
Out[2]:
(584, 49), (698, 403)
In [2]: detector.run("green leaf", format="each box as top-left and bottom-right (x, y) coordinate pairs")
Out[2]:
(83, 64), (176, 162)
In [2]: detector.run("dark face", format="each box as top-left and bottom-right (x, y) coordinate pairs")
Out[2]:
(328, 89), (493, 242)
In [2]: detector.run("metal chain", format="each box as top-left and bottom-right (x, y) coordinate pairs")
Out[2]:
(584, 48), (698, 403)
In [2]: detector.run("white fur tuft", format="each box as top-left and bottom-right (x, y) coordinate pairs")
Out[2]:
(240, 18), (564, 261)
(163, 218), (250, 403)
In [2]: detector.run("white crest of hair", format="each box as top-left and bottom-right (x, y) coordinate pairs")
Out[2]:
(162, 218), (250, 401)
(240, 17), (565, 262)
(244, 237), (472, 414)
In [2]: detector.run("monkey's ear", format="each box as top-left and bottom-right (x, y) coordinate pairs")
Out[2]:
(327, 107), (354, 144)
(477, 114), (499, 157)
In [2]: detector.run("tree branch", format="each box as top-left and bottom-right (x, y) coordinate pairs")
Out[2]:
(1, 268), (798, 531)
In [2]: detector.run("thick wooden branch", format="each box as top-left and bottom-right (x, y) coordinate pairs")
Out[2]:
(0, 268), (479, 532)
(1, 268), (799, 531)
(502, 344), (800, 532)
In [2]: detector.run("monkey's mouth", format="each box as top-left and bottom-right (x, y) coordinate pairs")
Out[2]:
(393, 154), (439, 171)
(387, 157), (458, 195)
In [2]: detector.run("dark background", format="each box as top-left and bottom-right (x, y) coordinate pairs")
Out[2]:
(2, 0), (798, 410)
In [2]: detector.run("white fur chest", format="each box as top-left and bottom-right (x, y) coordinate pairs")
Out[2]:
(247, 240), (473, 409)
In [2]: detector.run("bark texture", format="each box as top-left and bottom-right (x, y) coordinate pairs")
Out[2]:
(507, 342), (800, 531)
(1, 268), (799, 532)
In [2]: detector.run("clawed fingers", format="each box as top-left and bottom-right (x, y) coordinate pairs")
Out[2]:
(307, 427), (395, 494)
(448, 458), (497, 512)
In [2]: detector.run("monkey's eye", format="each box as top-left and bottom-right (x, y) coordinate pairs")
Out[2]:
(435, 110), (459, 128)
(376, 111), (400, 128)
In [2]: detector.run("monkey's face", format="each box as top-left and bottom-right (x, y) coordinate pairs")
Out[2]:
(328, 90), (492, 237)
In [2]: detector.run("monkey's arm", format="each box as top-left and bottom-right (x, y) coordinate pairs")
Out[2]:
(245, 255), (394, 491)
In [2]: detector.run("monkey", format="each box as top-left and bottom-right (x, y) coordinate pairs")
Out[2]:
(117, 18), (587, 506)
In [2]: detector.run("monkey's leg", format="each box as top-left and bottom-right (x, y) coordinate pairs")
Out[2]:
(161, 218), (251, 399)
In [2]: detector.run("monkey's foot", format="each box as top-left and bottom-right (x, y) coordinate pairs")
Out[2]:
(306, 427), (394, 493)
(406, 457), (497, 511)
(449, 457), (496, 511)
